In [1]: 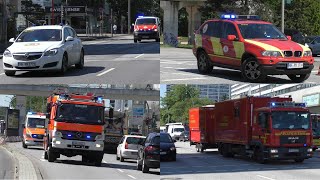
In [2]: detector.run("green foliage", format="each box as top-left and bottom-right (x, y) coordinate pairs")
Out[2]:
(160, 85), (214, 126)
(21, 0), (46, 25)
(10, 96), (47, 114)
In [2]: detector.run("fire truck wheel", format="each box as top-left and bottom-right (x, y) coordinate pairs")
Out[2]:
(95, 158), (102, 166)
(197, 50), (213, 74)
(287, 74), (310, 83)
(47, 146), (57, 162)
(242, 57), (266, 83)
(22, 141), (27, 149)
(294, 158), (304, 163)
(44, 151), (48, 160)
(254, 148), (266, 164)
(142, 159), (149, 173)
(82, 155), (89, 163)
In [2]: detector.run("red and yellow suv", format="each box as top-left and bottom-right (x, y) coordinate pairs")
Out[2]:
(193, 15), (314, 82)
(22, 112), (46, 149)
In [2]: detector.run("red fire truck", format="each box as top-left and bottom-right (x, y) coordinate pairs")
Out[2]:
(43, 91), (105, 166)
(214, 96), (313, 163)
(311, 114), (320, 151)
(189, 106), (217, 152)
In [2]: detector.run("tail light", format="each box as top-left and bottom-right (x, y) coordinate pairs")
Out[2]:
(145, 145), (156, 152)
(125, 142), (128, 149)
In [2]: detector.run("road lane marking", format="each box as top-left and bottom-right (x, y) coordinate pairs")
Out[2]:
(117, 169), (124, 173)
(163, 67), (174, 69)
(97, 68), (115, 77)
(257, 175), (276, 180)
(127, 175), (136, 179)
(134, 54), (144, 59)
(162, 77), (207, 82)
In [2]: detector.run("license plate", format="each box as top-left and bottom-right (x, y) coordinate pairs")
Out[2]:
(289, 148), (299, 153)
(18, 62), (36, 67)
(72, 141), (85, 146)
(142, 36), (149, 38)
(160, 152), (167, 155)
(287, 63), (303, 69)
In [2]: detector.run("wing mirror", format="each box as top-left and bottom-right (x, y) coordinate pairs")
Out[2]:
(286, 36), (292, 41)
(227, 35), (237, 41)
(66, 36), (74, 42)
(9, 38), (15, 43)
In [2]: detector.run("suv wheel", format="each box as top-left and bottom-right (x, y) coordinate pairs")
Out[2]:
(242, 57), (266, 82)
(142, 159), (149, 173)
(287, 74), (310, 83)
(136, 159), (142, 171)
(197, 50), (213, 74)
(75, 50), (84, 69)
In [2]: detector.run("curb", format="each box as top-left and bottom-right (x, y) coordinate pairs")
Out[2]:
(4, 144), (38, 180)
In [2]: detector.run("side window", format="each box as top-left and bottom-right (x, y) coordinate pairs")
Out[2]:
(119, 137), (124, 144)
(258, 113), (268, 129)
(212, 21), (222, 38)
(314, 38), (320, 44)
(67, 28), (74, 38)
(222, 22), (238, 39)
(64, 28), (71, 39)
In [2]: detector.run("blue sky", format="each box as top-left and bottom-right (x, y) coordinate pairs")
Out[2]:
(160, 84), (166, 98)
(0, 95), (13, 107)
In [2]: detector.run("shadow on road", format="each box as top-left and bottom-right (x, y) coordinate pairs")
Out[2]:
(84, 42), (160, 55)
(177, 68), (294, 84)
(7, 66), (105, 78)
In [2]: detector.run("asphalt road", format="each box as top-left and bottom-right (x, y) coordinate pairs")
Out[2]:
(7, 142), (159, 179)
(0, 146), (15, 180)
(160, 47), (320, 84)
(0, 35), (160, 84)
(161, 141), (320, 180)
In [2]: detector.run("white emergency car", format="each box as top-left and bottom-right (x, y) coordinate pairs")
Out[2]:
(2, 25), (84, 76)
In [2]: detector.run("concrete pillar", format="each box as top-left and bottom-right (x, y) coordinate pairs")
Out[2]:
(15, 96), (26, 137)
(160, 1), (181, 45)
(186, 5), (202, 45)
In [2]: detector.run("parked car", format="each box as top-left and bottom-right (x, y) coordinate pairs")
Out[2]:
(304, 36), (320, 56)
(179, 131), (189, 142)
(284, 28), (306, 44)
(137, 132), (160, 173)
(3, 25), (84, 76)
(116, 135), (146, 162)
(160, 132), (176, 161)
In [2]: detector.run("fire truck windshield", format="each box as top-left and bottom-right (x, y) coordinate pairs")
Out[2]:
(27, 118), (45, 128)
(271, 111), (310, 130)
(238, 23), (287, 40)
(56, 103), (104, 125)
(136, 18), (156, 25)
(312, 115), (320, 136)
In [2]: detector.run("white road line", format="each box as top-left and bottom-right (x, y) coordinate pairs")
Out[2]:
(257, 175), (276, 180)
(117, 169), (124, 173)
(162, 77), (207, 82)
(134, 54), (144, 59)
(96, 68), (115, 77)
(312, 70), (319, 73)
(163, 67), (174, 69)
(127, 175), (136, 179)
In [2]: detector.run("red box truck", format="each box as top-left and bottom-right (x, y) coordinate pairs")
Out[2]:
(214, 96), (313, 163)
(189, 106), (217, 152)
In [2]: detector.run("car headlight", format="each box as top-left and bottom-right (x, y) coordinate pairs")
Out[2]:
(95, 135), (104, 140)
(261, 51), (282, 57)
(307, 148), (313, 152)
(154, 29), (158, 32)
(270, 149), (278, 153)
(44, 48), (59, 56)
(170, 147), (176, 151)
(3, 49), (12, 57)
(303, 50), (312, 57)
(53, 131), (62, 137)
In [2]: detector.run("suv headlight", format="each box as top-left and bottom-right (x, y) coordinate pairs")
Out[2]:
(154, 29), (158, 32)
(44, 48), (58, 56)
(53, 131), (62, 137)
(261, 51), (282, 57)
(3, 49), (12, 57)
(170, 147), (176, 151)
(270, 149), (278, 153)
(307, 148), (313, 152)
(303, 50), (312, 57)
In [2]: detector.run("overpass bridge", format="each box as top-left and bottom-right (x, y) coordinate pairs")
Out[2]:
(160, 0), (206, 45)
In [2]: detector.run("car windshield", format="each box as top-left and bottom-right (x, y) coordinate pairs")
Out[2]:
(153, 136), (160, 145)
(160, 134), (173, 143)
(238, 23), (287, 39)
(16, 29), (62, 42)
(126, 137), (145, 144)
(312, 115), (320, 136)
(27, 118), (45, 128)
(136, 18), (156, 25)
(56, 103), (104, 125)
(305, 37), (316, 43)
(174, 128), (184, 132)
(271, 111), (310, 130)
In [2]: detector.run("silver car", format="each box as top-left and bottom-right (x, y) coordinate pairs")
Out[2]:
(116, 135), (146, 162)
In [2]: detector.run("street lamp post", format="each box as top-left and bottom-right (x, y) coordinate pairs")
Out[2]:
(128, 0), (131, 34)
(51, 0), (54, 25)
(281, 0), (285, 33)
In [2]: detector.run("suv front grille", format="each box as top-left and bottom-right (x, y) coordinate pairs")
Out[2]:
(13, 52), (43, 61)
(283, 51), (302, 57)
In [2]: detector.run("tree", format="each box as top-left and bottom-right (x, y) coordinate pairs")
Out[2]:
(10, 96), (48, 113)
(160, 85), (214, 125)
(21, 0), (45, 25)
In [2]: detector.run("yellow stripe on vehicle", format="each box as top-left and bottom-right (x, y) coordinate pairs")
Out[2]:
(245, 39), (284, 57)
(233, 41), (245, 59)
(297, 43), (311, 57)
(195, 34), (202, 48)
(208, 54), (237, 60)
(211, 37), (224, 56)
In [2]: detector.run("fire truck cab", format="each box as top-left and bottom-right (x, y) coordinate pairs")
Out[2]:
(43, 92), (105, 166)
(311, 114), (320, 151)
(22, 112), (46, 148)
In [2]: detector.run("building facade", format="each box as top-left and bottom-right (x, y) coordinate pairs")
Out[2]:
(231, 84), (320, 113)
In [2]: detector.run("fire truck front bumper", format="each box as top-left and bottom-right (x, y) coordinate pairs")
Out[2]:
(52, 137), (104, 151)
(266, 146), (313, 160)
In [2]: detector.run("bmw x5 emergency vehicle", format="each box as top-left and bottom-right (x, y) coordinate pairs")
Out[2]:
(193, 15), (314, 83)
(22, 112), (46, 148)
(43, 91), (105, 166)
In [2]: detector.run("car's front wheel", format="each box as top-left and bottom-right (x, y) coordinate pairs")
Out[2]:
(197, 50), (213, 74)
(75, 50), (84, 69)
(242, 57), (266, 82)
(59, 54), (68, 75)
(287, 73), (310, 83)
(4, 70), (15, 76)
